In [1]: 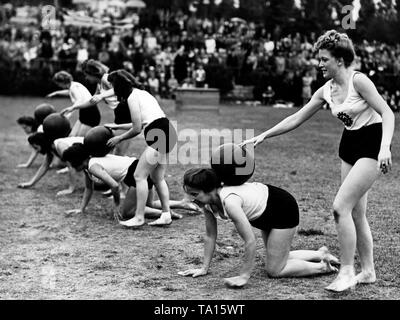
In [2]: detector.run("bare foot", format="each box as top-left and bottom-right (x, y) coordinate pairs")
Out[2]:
(321, 260), (338, 274)
(119, 216), (145, 228)
(183, 202), (202, 212)
(318, 246), (340, 265)
(325, 267), (357, 292)
(355, 271), (376, 284)
(171, 211), (183, 220)
(148, 212), (172, 226)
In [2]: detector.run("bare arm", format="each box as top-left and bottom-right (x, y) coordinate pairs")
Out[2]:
(223, 195), (257, 287)
(46, 89), (69, 98)
(242, 86), (326, 146)
(354, 73), (395, 172)
(65, 171), (93, 215)
(17, 152), (53, 188)
(106, 94), (142, 147)
(178, 210), (217, 278)
(17, 148), (40, 168)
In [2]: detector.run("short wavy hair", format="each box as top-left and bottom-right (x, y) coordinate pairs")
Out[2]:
(53, 70), (73, 85)
(108, 69), (144, 100)
(81, 59), (109, 79)
(183, 168), (221, 193)
(314, 30), (355, 67)
(62, 143), (89, 169)
(27, 132), (52, 154)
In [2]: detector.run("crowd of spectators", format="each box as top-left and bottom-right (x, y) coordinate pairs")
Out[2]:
(1, 3), (400, 111)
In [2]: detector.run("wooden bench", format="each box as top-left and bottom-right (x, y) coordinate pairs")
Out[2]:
(175, 87), (220, 111)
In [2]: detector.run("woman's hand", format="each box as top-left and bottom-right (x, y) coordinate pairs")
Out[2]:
(56, 188), (74, 197)
(223, 275), (249, 288)
(90, 94), (103, 105)
(377, 146), (392, 174)
(60, 106), (74, 116)
(240, 134), (265, 148)
(178, 268), (208, 278)
(106, 136), (122, 148)
(17, 182), (33, 189)
(65, 209), (83, 216)
(104, 123), (119, 130)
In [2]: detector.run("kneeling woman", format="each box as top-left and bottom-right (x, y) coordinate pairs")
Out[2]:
(179, 168), (339, 288)
(17, 133), (82, 196)
(62, 143), (199, 221)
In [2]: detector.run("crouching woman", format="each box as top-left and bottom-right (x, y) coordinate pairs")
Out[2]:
(179, 168), (338, 288)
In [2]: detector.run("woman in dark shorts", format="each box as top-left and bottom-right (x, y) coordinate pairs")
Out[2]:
(242, 30), (395, 292)
(47, 71), (100, 137)
(59, 60), (132, 156)
(178, 168), (339, 289)
(104, 69), (178, 228)
(62, 143), (200, 221)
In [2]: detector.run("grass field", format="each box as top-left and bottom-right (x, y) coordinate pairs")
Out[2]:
(0, 95), (399, 300)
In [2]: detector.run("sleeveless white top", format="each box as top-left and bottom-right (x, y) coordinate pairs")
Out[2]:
(88, 154), (136, 182)
(98, 74), (119, 109)
(129, 88), (165, 128)
(209, 182), (269, 222)
(69, 81), (92, 103)
(322, 71), (382, 130)
(53, 136), (84, 157)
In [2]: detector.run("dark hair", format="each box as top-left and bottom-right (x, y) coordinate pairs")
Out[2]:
(62, 143), (89, 169)
(313, 30), (355, 67)
(183, 168), (221, 193)
(81, 59), (109, 79)
(53, 70), (73, 85)
(108, 69), (144, 101)
(27, 132), (52, 154)
(17, 116), (39, 131)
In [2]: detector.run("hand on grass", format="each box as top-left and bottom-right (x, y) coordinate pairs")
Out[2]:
(223, 275), (249, 288)
(178, 268), (207, 278)
(17, 182), (32, 189)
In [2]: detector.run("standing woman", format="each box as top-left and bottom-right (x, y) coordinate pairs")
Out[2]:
(60, 59), (132, 156)
(105, 69), (178, 227)
(242, 30), (395, 292)
(47, 71), (101, 137)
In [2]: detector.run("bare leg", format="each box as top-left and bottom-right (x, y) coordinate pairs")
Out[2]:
(289, 246), (339, 265)
(119, 147), (157, 227)
(76, 122), (92, 137)
(352, 192), (376, 284)
(148, 157), (172, 226)
(69, 120), (81, 137)
(120, 187), (163, 220)
(326, 158), (379, 292)
(262, 228), (337, 278)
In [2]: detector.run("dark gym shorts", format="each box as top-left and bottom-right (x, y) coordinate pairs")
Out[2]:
(114, 100), (132, 125)
(338, 122), (382, 166)
(123, 159), (154, 189)
(79, 105), (101, 127)
(249, 185), (299, 230)
(144, 117), (177, 154)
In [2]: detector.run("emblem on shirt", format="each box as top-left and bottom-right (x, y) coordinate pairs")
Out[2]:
(337, 112), (353, 127)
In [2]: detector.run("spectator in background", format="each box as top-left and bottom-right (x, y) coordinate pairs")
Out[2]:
(194, 63), (206, 88)
(302, 70), (314, 105)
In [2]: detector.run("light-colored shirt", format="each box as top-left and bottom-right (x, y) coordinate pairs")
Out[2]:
(53, 136), (84, 157)
(88, 154), (136, 183)
(322, 71), (382, 130)
(129, 88), (165, 128)
(69, 81), (92, 104)
(208, 182), (269, 222)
